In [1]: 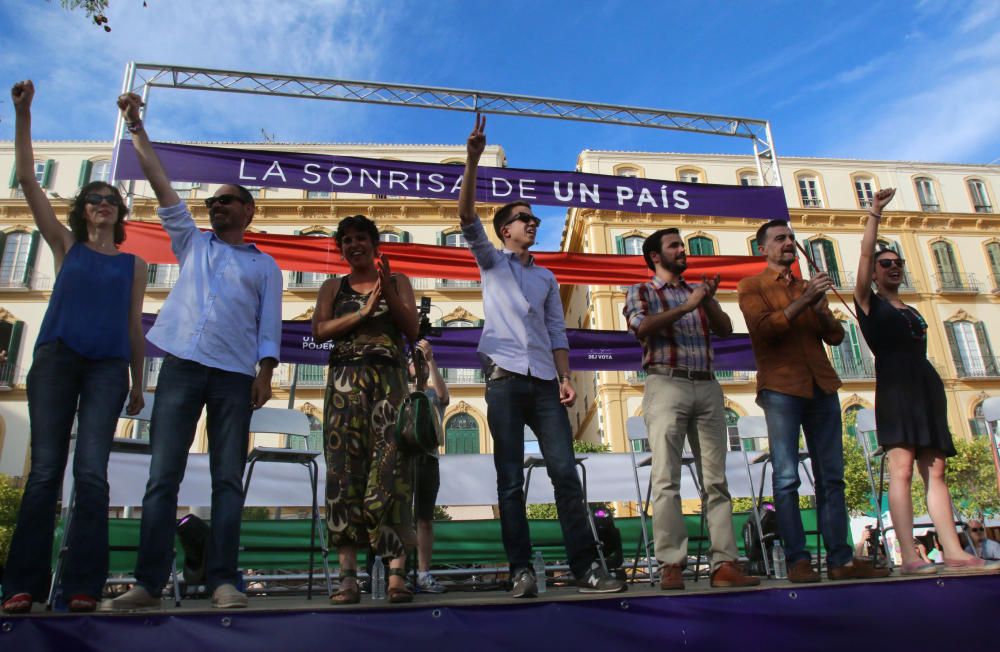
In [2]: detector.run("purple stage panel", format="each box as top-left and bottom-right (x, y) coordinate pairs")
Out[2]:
(3, 576), (997, 652)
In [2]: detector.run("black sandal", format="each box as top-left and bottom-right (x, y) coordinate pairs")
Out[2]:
(330, 569), (360, 605)
(387, 568), (413, 604)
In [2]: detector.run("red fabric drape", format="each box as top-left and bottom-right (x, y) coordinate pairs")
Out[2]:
(121, 221), (781, 288)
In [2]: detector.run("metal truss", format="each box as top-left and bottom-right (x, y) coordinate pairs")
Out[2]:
(115, 62), (783, 186)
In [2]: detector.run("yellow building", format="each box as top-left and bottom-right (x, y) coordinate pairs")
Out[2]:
(562, 151), (1000, 460)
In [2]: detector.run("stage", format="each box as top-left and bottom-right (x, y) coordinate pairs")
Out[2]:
(4, 574), (998, 651)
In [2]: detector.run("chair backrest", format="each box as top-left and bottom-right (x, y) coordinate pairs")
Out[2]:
(249, 407), (312, 439)
(626, 416), (647, 442)
(982, 397), (1000, 424)
(856, 408), (876, 435)
(737, 416), (767, 440)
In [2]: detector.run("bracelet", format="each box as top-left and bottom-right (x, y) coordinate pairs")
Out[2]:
(867, 210), (882, 220)
(559, 374), (571, 382)
(126, 120), (143, 133)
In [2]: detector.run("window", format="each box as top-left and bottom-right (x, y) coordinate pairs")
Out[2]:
(797, 176), (823, 208)
(442, 232), (468, 248)
(79, 159), (113, 186)
(291, 231), (333, 288)
(379, 232), (401, 243)
(144, 357), (163, 389)
(617, 235), (644, 255)
(969, 401), (989, 438)
(244, 186), (262, 199)
(853, 176), (875, 209)
(749, 238), (762, 256)
(830, 321), (874, 378)
(687, 236), (715, 256)
(808, 238), (842, 287)
(294, 364), (327, 387)
(915, 177), (940, 212)
(170, 181), (199, 198)
(739, 172), (760, 187)
(445, 413), (480, 454)
(945, 320), (997, 377)
(9, 160), (51, 197)
(678, 168), (702, 184)
(306, 190), (331, 199)
(615, 166), (640, 178)
(0, 318), (25, 388)
(931, 241), (962, 289)
(0, 231), (40, 289)
(287, 413), (323, 451)
(986, 243), (1000, 290)
(724, 409), (741, 451)
(147, 263), (179, 289)
(968, 179), (993, 213)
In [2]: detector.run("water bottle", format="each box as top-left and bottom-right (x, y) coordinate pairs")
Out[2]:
(533, 550), (547, 594)
(772, 540), (787, 579)
(371, 555), (386, 600)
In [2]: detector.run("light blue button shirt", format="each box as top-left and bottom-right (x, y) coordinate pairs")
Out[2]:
(461, 216), (569, 380)
(146, 202), (283, 378)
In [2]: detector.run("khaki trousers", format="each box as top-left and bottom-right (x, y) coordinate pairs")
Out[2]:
(642, 374), (738, 570)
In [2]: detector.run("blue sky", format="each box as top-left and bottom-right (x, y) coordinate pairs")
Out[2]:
(1, 0), (998, 248)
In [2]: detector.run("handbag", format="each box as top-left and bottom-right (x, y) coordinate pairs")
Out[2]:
(394, 347), (441, 455)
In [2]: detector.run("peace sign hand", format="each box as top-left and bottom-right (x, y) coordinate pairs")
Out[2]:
(467, 113), (486, 160)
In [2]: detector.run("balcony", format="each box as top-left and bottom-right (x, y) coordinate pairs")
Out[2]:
(146, 266), (178, 290)
(440, 368), (484, 385)
(716, 370), (757, 383)
(933, 272), (980, 294)
(276, 363), (328, 388)
(410, 278), (482, 291)
(0, 267), (52, 291)
(831, 357), (876, 380)
(817, 270), (854, 290)
(287, 276), (329, 290)
(953, 356), (1000, 379)
(624, 371), (647, 385)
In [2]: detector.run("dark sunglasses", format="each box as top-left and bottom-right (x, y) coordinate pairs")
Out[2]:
(970, 527), (985, 533)
(204, 194), (246, 209)
(511, 213), (541, 227)
(84, 193), (122, 206)
(877, 258), (905, 269)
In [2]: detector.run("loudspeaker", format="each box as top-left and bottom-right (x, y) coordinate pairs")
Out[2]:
(593, 508), (624, 569)
(177, 513), (211, 585)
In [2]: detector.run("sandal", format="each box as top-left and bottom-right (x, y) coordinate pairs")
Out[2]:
(942, 556), (1000, 574)
(2, 593), (32, 614)
(387, 568), (413, 604)
(330, 569), (361, 605)
(900, 561), (938, 576)
(68, 594), (99, 612)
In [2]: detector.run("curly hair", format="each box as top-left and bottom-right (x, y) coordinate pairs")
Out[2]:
(68, 181), (128, 245)
(334, 214), (380, 248)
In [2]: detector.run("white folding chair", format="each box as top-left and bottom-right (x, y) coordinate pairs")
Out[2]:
(855, 409), (893, 567)
(736, 416), (772, 576)
(241, 407), (331, 598)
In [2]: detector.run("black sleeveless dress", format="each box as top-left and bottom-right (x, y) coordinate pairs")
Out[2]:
(855, 293), (955, 456)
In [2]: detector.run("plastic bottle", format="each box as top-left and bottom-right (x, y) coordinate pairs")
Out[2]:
(533, 550), (547, 594)
(772, 540), (787, 580)
(372, 555), (386, 600)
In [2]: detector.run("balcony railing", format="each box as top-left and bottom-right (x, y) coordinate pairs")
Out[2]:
(410, 278), (482, 290)
(275, 363), (329, 388)
(933, 272), (980, 293)
(814, 270), (854, 290)
(0, 267), (52, 291)
(716, 370), (757, 383)
(287, 275), (330, 290)
(440, 368), (484, 384)
(831, 356), (876, 379)
(953, 356), (1000, 379)
(146, 266), (178, 289)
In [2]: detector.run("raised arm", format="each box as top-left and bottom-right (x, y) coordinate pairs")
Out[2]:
(854, 188), (896, 314)
(418, 340), (450, 406)
(11, 81), (74, 263)
(117, 92), (181, 208)
(458, 113), (486, 226)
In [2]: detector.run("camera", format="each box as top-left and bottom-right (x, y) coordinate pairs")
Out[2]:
(417, 296), (441, 340)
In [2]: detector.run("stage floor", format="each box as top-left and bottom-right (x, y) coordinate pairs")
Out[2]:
(4, 573), (999, 651)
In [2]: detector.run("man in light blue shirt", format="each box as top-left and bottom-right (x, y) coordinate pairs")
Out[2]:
(105, 94), (282, 611)
(459, 115), (624, 597)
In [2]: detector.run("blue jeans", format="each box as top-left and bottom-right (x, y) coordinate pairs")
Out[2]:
(758, 387), (853, 568)
(3, 341), (128, 600)
(134, 355), (253, 594)
(486, 375), (595, 577)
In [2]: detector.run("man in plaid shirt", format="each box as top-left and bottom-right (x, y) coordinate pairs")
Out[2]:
(623, 228), (758, 590)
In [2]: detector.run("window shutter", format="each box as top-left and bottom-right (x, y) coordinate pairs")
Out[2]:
(8, 165), (18, 189)
(41, 160), (54, 188)
(476, 319), (484, 327)
(7, 321), (23, 372)
(78, 160), (93, 188)
(749, 238), (760, 256)
(975, 321), (996, 374)
(401, 231), (411, 243)
(437, 232), (444, 247)
(22, 231), (40, 287)
(615, 236), (624, 255)
(822, 239), (839, 278)
(945, 322), (967, 376)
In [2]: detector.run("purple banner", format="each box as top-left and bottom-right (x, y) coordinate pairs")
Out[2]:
(115, 140), (788, 220)
(141, 315), (756, 371)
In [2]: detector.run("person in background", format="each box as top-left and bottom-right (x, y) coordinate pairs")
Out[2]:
(965, 520), (1000, 560)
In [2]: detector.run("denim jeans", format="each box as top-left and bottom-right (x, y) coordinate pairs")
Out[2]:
(3, 341), (128, 600)
(134, 355), (253, 594)
(486, 375), (595, 578)
(758, 387), (853, 568)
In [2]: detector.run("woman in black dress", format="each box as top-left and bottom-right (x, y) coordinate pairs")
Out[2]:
(854, 188), (999, 575)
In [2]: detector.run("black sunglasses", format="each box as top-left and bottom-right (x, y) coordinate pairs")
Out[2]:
(877, 258), (905, 269)
(970, 527), (985, 532)
(511, 213), (541, 227)
(84, 193), (122, 206)
(204, 194), (246, 209)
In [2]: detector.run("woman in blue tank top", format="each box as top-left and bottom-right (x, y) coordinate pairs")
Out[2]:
(2, 81), (149, 614)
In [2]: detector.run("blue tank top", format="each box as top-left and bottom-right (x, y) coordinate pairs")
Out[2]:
(36, 243), (135, 360)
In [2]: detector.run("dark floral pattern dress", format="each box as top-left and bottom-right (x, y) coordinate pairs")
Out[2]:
(324, 275), (414, 558)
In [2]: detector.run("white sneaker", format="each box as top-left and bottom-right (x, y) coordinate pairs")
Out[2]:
(100, 585), (160, 612)
(417, 572), (446, 594)
(211, 584), (248, 609)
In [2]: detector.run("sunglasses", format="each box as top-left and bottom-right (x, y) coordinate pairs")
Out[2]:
(877, 258), (905, 269)
(84, 193), (122, 206)
(204, 194), (246, 209)
(511, 213), (541, 227)
(970, 527), (985, 533)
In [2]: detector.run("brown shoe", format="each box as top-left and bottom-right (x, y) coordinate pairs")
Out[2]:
(659, 563), (685, 590)
(787, 559), (821, 583)
(828, 558), (891, 581)
(710, 561), (760, 588)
